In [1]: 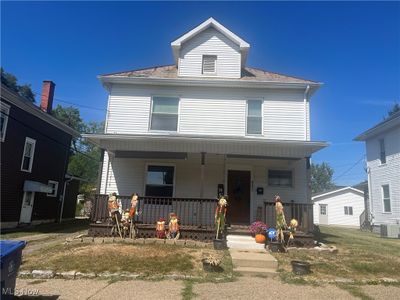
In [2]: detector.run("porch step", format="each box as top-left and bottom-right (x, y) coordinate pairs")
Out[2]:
(230, 249), (278, 269)
(227, 225), (251, 236)
(226, 234), (265, 250)
(233, 266), (277, 277)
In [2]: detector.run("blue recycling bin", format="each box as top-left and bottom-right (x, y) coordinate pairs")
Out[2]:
(0, 240), (26, 299)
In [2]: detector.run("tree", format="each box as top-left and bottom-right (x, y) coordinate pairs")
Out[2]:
(52, 105), (104, 194)
(52, 105), (85, 151)
(388, 103), (400, 117)
(1, 68), (35, 102)
(311, 162), (335, 194)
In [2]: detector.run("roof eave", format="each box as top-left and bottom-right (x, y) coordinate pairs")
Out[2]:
(98, 75), (322, 90)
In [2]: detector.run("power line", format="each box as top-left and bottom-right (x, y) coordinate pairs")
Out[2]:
(333, 155), (365, 182)
(33, 91), (108, 112)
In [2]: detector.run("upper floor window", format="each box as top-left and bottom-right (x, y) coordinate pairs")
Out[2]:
(47, 180), (59, 197)
(150, 96), (179, 131)
(145, 165), (174, 197)
(382, 184), (391, 213)
(1, 103), (10, 142)
(268, 170), (293, 187)
(247, 100), (262, 135)
(21, 137), (36, 173)
(379, 139), (386, 164)
(344, 206), (353, 215)
(202, 55), (217, 75)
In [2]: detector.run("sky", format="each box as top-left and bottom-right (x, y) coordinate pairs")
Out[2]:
(2, 1), (400, 186)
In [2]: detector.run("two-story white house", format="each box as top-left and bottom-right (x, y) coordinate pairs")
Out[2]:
(84, 18), (327, 232)
(355, 111), (400, 234)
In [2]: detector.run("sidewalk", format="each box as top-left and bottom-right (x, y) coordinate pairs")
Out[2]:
(15, 277), (400, 300)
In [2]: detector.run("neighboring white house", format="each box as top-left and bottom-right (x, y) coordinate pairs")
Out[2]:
(355, 111), (400, 230)
(84, 18), (328, 225)
(312, 187), (365, 227)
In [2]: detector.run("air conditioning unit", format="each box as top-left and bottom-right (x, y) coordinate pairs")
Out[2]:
(380, 224), (400, 238)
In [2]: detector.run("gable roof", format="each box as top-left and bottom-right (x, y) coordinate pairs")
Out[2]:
(100, 65), (319, 85)
(312, 186), (364, 201)
(171, 18), (250, 65)
(354, 111), (400, 141)
(1, 84), (80, 138)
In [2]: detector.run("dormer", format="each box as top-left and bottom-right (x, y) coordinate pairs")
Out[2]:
(171, 18), (250, 79)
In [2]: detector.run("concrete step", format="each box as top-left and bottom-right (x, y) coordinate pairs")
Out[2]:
(227, 241), (265, 250)
(230, 250), (278, 269)
(233, 266), (278, 277)
(226, 235), (255, 241)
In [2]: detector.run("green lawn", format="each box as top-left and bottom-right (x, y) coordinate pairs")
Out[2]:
(273, 225), (400, 282)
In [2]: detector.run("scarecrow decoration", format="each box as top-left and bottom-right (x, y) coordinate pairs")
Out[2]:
(156, 218), (166, 239)
(215, 196), (228, 240)
(167, 213), (180, 240)
(129, 193), (140, 239)
(287, 218), (298, 247)
(108, 192), (122, 238)
(274, 195), (286, 243)
(121, 210), (132, 238)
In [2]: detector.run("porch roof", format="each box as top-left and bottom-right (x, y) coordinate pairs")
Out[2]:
(83, 133), (328, 159)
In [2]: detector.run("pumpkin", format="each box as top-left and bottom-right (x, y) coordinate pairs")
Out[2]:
(255, 233), (266, 244)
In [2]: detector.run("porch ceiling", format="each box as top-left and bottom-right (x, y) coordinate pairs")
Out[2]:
(83, 133), (328, 159)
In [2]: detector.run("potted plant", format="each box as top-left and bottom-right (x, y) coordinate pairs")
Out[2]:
(249, 221), (268, 243)
(202, 254), (223, 272)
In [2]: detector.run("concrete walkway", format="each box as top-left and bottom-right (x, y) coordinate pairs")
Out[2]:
(15, 277), (400, 300)
(227, 234), (278, 276)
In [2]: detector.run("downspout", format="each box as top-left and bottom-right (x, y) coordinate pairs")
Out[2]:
(303, 85), (310, 141)
(367, 166), (374, 225)
(59, 177), (73, 223)
(200, 152), (206, 198)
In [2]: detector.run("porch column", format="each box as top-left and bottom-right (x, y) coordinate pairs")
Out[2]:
(200, 152), (206, 198)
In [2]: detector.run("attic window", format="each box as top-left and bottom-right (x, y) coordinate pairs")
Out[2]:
(202, 55), (217, 74)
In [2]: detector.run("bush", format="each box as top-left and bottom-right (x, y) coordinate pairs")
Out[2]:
(249, 221), (268, 236)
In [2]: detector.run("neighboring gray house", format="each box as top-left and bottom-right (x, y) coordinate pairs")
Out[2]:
(355, 111), (400, 233)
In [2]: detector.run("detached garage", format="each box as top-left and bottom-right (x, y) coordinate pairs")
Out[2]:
(312, 187), (365, 227)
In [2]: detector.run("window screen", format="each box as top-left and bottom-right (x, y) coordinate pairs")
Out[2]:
(150, 97), (179, 131)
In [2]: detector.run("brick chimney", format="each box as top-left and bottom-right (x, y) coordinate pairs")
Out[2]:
(40, 80), (55, 114)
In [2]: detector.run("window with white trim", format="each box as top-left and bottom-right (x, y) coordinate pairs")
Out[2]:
(145, 165), (174, 197)
(268, 170), (293, 187)
(1, 103), (10, 142)
(47, 180), (59, 197)
(320, 204), (327, 215)
(21, 137), (36, 172)
(379, 139), (386, 164)
(247, 100), (262, 135)
(382, 184), (391, 213)
(202, 55), (217, 74)
(344, 206), (353, 215)
(150, 96), (179, 131)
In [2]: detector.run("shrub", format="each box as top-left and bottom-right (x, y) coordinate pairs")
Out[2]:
(249, 221), (268, 236)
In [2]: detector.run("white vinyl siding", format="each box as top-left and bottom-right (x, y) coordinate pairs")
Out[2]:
(1, 102), (10, 142)
(178, 27), (241, 78)
(105, 84), (307, 140)
(365, 126), (400, 226)
(21, 137), (36, 173)
(313, 189), (365, 226)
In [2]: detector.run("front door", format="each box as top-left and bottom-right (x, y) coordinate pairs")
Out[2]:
(227, 170), (251, 224)
(19, 191), (35, 223)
